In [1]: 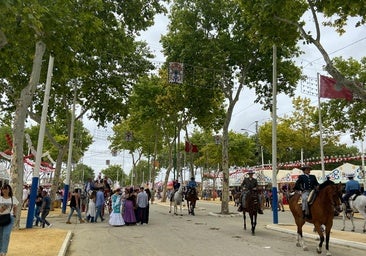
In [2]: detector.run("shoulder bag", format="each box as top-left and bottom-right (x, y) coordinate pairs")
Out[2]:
(0, 197), (13, 226)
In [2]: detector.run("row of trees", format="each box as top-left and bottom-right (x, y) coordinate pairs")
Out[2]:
(0, 1), (365, 219)
(109, 1), (366, 214)
(0, 1), (167, 227)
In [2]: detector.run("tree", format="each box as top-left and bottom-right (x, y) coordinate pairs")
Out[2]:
(71, 164), (95, 186)
(0, 1), (166, 226)
(101, 165), (128, 188)
(161, 0), (302, 214)
(241, 0), (366, 100)
(320, 57), (366, 141)
(258, 97), (359, 169)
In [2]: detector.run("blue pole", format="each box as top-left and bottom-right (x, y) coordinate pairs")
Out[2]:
(62, 184), (69, 214)
(26, 177), (39, 228)
(272, 187), (278, 224)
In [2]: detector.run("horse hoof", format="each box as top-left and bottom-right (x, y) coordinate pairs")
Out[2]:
(352, 229), (355, 232)
(341, 228), (345, 231)
(316, 247), (321, 254)
(303, 246), (308, 251)
(326, 251), (332, 256)
(169, 211), (171, 213)
(180, 214), (183, 216)
(296, 243), (301, 247)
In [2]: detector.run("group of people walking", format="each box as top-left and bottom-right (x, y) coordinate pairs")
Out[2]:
(73, 185), (152, 227)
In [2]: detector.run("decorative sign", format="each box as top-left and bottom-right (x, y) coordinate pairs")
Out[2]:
(168, 62), (184, 84)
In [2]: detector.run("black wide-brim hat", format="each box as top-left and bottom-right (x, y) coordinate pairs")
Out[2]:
(300, 165), (312, 171)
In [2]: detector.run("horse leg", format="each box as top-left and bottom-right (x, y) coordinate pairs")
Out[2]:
(179, 200), (183, 216)
(191, 200), (195, 216)
(296, 225), (307, 251)
(324, 223), (333, 256)
(243, 212), (247, 230)
(314, 223), (325, 254)
(169, 201), (172, 213)
(251, 213), (257, 235)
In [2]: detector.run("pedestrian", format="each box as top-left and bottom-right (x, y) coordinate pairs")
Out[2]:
(293, 165), (319, 219)
(0, 184), (19, 256)
(123, 187), (136, 225)
(95, 187), (105, 223)
(145, 188), (152, 224)
(278, 191), (285, 212)
(136, 187), (148, 225)
(66, 189), (85, 224)
(342, 173), (361, 212)
(40, 190), (52, 228)
(108, 188), (125, 226)
(86, 191), (96, 223)
(21, 185), (29, 209)
(34, 186), (43, 226)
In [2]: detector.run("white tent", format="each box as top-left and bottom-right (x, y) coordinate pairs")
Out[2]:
(327, 163), (364, 183)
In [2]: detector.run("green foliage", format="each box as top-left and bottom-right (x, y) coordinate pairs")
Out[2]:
(71, 163), (95, 184)
(258, 97), (360, 167)
(101, 164), (128, 187)
(320, 57), (366, 141)
(26, 117), (93, 163)
(0, 1), (167, 126)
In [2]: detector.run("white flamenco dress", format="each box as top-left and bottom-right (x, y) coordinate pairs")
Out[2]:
(109, 193), (125, 226)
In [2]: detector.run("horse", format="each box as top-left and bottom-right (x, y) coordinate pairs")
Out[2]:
(241, 190), (259, 235)
(169, 185), (184, 216)
(341, 194), (366, 233)
(185, 187), (197, 215)
(289, 180), (342, 256)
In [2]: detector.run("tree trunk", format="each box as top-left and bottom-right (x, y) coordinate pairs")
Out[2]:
(11, 41), (46, 228)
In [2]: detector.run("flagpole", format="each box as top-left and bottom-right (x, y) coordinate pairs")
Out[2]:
(317, 73), (326, 180)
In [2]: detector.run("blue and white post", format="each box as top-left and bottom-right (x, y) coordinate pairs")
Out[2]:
(26, 55), (54, 228)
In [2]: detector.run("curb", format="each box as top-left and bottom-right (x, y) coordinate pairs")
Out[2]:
(266, 224), (366, 250)
(58, 230), (73, 256)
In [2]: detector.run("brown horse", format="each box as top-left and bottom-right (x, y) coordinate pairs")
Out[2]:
(185, 188), (197, 215)
(241, 190), (259, 235)
(289, 180), (342, 256)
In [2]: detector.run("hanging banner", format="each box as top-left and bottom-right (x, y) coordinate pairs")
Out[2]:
(168, 62), (184, 84)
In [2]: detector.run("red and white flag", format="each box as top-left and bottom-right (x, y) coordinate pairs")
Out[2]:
(319, 75), (352, 100)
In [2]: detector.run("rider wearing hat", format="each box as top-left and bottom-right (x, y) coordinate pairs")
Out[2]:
(294, 165), (319, 219)
(240, 170), (263, 214)
(187, 177), (199, 200)
(342, 173), (360, 213)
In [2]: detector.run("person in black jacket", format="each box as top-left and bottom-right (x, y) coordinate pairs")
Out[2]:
(294, 165), (319, 218)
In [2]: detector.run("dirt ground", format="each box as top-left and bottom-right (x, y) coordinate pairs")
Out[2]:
(8, 208), (69, 256)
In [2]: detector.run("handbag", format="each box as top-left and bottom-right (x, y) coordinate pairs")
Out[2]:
(0, 197), (13, 226)
(0, 213), (11, 226)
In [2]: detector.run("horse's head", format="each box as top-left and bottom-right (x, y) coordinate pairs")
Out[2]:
(325, 182), (343, 213)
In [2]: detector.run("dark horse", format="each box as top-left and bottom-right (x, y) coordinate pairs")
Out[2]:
(289, 179), (342, 256)
(241, 190), (259, 235)
(185, 188), (197, 215)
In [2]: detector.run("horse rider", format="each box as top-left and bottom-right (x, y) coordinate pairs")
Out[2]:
(240, 170), (264, 214)
(342, 173), (361, 213)
(293, 165), (319, 219)
(187, 177), (199, 200)
(170, 179), (180, 200)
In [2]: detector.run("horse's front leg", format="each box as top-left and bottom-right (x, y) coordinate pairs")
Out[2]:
(296, 226), (307, 251)
(179, 202), (183, 216)
(314, 224), (325, 254)
(243, 212), (247, 230)
(169, 201), (172, 213)
(251, 214), (257, 235)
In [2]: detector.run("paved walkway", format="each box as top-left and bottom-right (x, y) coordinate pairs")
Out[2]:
(9, 201), (366, 255)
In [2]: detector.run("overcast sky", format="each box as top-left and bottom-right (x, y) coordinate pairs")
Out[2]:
(82, 11), (366, 177)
